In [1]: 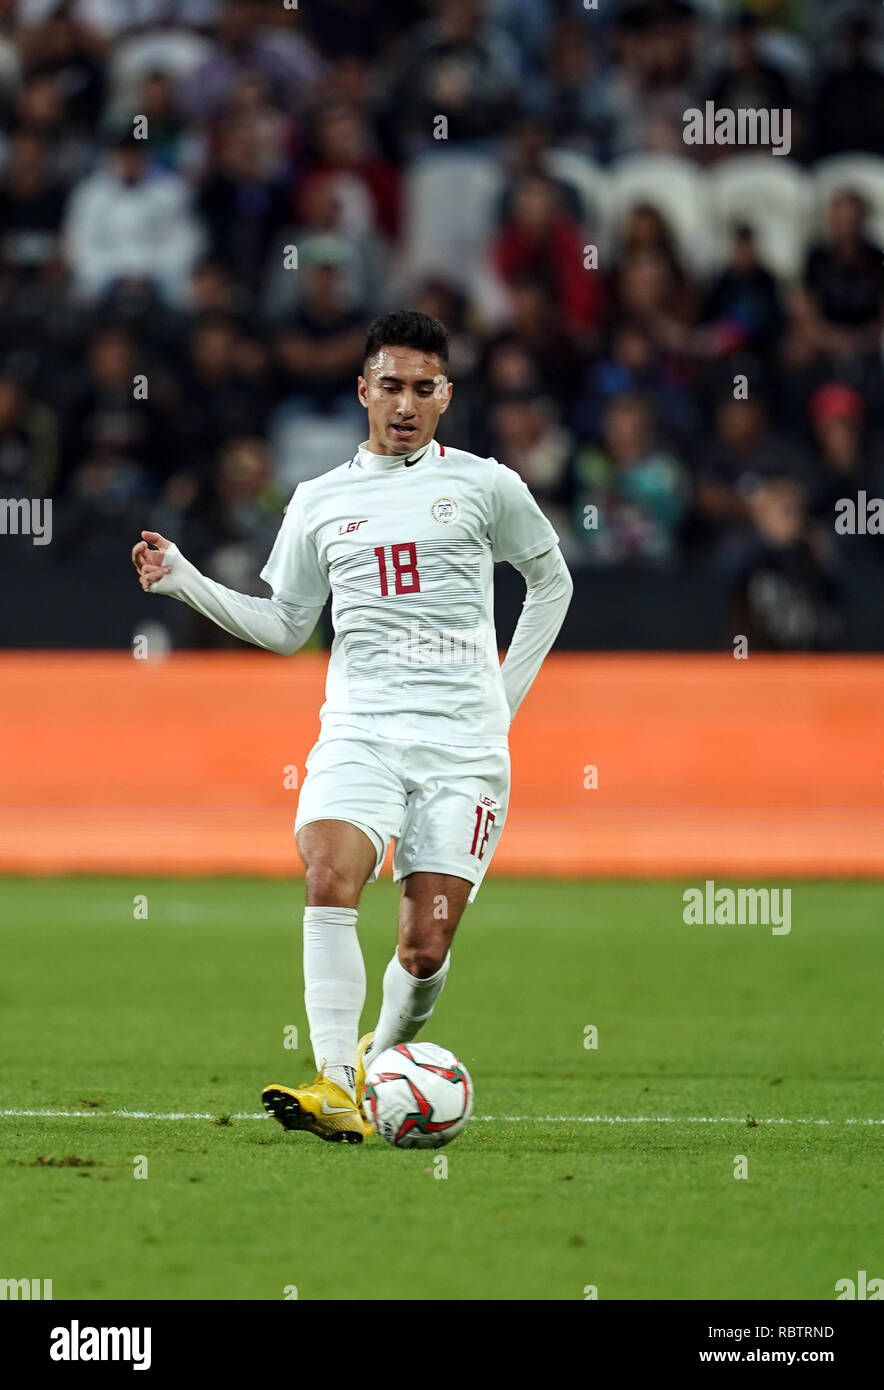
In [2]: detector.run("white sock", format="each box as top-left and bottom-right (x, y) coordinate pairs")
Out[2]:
(303, 906), (365, 1102)
(370, 951), (451, 1060)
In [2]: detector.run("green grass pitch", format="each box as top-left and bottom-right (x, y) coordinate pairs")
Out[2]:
(1, 876), (881, 1301)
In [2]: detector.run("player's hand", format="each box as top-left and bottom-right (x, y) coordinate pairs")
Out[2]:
(132, 530), (174, 592)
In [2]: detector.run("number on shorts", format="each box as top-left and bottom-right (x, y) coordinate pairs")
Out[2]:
(374, 542), (420, 596)
(470, 804), (495, 860)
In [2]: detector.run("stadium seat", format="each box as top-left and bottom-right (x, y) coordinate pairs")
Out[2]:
(270, 414), (361, 491)
(610, 153), (714, 273)
(542, 149), (614, 251)
(401, 152), (505, 295)
(106, 29), (216, 112)
(814, 155), (884, 247)
(710, 156), (814, 280)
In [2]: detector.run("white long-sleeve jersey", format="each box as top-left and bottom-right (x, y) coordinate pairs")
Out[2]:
(149, 439), (573, 746)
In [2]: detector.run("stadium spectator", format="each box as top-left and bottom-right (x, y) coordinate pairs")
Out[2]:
(495, 116), (583, 224)
(300, 100), (400, 242)
(723, 474), (842, 651)
(614, 204), (700, 344)
(186, 255), (250, 319)
(693, 394), (811, 542)
(529, 17), (610, 155)
(482, 339), (542, 400)
(175, 312), (269, 477)
(492, 174), (606, 341)
(272, 244), (366, 422)
(480, 273), (585, 408)
(11, 69), (96, 184)
(703, 9), (800, 161)
(62, 127), (204, 305)
(178, 0), (325, 121)
(785, 190), (884, 372)
(487, 0), (554, 80)
(16, 4), (106, 132)
(619, 202), (682, 272)
(61, 323), (175, 495)
(411, 278), (473, 380)
(488, 390), (573, 543)
(572, 318), (701, 448)
(177, 435), (286, 639)
(596, 0), (704, 160)
(0, 370), (58, 497)
(376, 0), (521, 152)
(121, 68), (188, 172)
(197, 116), (291, 297)
(221, 69), (297, 179)
(263, 170), (387, 322)
(806, 382), (884, 531)
(613, 245), (699, 357)
(0, 128), (65, 285)
(701, 224), (784, 362)
(571, 393), (689, 567)
(53, 439), (156, 566)
(812, 13), (884, 159)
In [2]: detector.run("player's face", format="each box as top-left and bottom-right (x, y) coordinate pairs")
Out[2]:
(358, 346), (452, 456)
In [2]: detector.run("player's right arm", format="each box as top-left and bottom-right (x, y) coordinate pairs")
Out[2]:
(131, 487), (329, 656)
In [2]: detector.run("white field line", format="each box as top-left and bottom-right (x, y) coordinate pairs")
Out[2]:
(1, 1109), (882, 1125)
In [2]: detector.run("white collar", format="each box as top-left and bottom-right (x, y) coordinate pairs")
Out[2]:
(354, 439), (437, 472)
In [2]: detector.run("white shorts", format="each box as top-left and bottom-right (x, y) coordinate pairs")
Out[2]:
(294, 731), (510, 902)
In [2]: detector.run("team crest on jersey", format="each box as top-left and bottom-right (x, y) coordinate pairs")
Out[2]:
(430, 496), (460, 524)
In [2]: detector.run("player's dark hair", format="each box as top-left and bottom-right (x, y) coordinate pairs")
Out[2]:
(363, 311), (450, 375)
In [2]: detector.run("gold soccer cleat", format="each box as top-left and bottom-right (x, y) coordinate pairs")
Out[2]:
(261, 1072), (369, 1144)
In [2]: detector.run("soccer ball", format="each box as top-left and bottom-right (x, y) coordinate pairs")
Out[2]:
(362, 1042), (473, 1149)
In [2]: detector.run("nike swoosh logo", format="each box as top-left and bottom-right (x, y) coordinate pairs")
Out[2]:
(320, 1098), (355, 1115)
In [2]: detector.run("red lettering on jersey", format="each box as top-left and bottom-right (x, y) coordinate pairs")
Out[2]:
(375, 542), (421, 595)
(470, 804), (495, 860)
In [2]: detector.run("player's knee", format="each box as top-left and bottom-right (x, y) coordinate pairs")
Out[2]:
(398, 942), (447, 979)
(305, 860), (361, 908)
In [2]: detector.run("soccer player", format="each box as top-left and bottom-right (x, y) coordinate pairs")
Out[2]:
(132, 311), (573, 1143)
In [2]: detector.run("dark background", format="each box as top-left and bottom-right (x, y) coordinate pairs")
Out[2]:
(0, 0), (882, 650)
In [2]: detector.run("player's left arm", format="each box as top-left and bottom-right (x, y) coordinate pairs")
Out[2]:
(488, 462), (574, 723)
(501, 546), (573, 723)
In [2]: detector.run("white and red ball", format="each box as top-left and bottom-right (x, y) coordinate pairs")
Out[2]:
(362, 1042), (473, 1149)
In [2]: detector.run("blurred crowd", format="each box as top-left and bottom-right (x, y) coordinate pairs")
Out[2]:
(0, 0), (883, 650)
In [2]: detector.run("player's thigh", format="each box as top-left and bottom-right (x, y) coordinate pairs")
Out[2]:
(295, 736), (406, 903)
(397, 871), (473, 975)
(394, 744), (510, 897)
